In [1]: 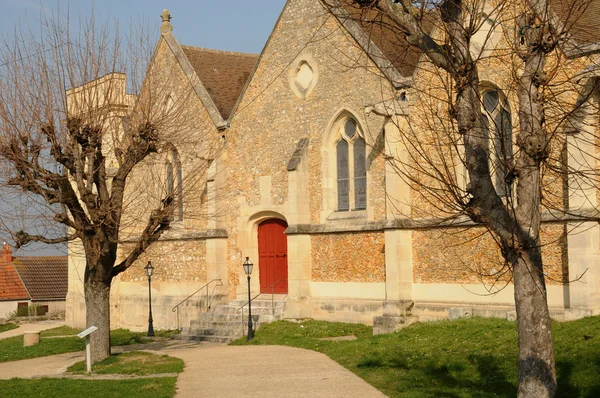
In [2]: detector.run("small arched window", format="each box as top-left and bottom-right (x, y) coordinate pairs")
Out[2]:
(336, 118), (367, 211)
(165, 148), (183, 221)
(481, 88), (513, 197)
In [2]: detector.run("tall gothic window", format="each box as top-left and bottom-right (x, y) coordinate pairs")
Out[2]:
(336, 118), (367, 211)
(166, 148), (183, 221)
(481, 88), (513, 197)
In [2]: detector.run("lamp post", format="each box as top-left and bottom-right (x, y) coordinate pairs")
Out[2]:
(243, 257), (254, 341)
(144, 261), (155, 337)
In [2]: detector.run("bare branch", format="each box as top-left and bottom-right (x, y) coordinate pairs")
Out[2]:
(111, 199), (172, 277)
(14, 230), (78, 248)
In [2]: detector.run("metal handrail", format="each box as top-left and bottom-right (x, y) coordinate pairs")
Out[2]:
(171, 278), (223, 330)
(238, 279), (287, 336)
(237, 279), (287, 315)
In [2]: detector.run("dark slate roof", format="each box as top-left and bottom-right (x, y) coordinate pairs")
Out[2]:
(12, 256), (68, 300)
(0, 258), (29, 300)
(180, 46), (258, 120)
(338, 2), (434, 78)
(551, 0), (600, 45)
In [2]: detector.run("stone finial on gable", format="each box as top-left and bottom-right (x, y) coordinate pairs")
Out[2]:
(160, 9), (173, 33)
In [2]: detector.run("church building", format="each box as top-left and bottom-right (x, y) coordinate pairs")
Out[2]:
(66, 0), (600, 336)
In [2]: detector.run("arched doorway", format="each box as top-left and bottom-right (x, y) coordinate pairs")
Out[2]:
(257, 219), (288, 294)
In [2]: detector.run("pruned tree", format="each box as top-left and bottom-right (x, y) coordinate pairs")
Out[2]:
(324, 0), (599, 396)
(0, 12), (221, 362)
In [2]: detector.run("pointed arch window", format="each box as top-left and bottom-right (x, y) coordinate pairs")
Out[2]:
(336, 118), (367, 211)
(166, 148), (184, 221)
(481, 88), (513, 197)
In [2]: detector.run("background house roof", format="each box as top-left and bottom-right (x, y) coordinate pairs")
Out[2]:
(0, 257), (29, 301)
(12, 256), (68, 301)
(181, 46), (258, 120)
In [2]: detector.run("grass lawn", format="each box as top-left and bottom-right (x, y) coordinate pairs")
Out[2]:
(0, 323), (19, 333)
(67, 351), (184, 375)
(37, 326), (80, 337)
(0, 327), (176, 363)
(0, 350), (184, 397)
(232, 317), (600, 397)
(0, 377), (177, 398)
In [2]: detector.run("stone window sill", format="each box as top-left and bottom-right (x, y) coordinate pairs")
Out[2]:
(327, 209), (367, 221)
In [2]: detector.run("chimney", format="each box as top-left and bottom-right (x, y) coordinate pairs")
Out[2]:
(2, 242), (12, 264)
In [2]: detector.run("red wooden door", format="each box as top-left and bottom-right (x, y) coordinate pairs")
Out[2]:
(258, 219), (288, 294)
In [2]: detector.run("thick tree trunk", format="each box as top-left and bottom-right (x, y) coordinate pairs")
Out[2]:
(513, 248), (556, 397)
(513, 9), (557, 395)
(512, 160), (556, 397)
(84, 278), (111, 363)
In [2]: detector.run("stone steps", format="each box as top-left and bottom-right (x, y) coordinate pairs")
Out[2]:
(189, 314), (276, 328)
(172, 297), (286, 343)
(188, 323), (264, 337)
(171, 334), (234, 344)
(210, 306), (282, 316)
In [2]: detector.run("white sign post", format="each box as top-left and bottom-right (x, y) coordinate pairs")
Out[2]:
(77, 326), (98, 373)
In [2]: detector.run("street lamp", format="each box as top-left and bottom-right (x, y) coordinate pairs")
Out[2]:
(144, 261), (155, 337)
(243, 257), (254, 341)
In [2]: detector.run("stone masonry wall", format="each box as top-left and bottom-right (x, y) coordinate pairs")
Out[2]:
(223, 0), (396, 296)
(413, 224), (568, 286)
(118, 239), (207, 283)
(116, 36), (221, 287)
(119, 37), (219, 241)
(311, 232), (385, 282)
(406, 0), (595, 287)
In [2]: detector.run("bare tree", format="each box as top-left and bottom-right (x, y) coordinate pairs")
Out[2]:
(0, 12), (220, 362)
(324, 0), (599, 396)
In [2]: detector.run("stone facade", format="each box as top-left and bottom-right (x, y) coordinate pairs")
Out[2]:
(66, 0), (600, 332)
(413, 224), (568, 286)
(311, 233), (385, 282)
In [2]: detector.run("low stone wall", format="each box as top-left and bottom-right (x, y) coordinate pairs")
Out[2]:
(66, 280), (228, 331)
(309, 298), (384, 325)
(412, 302), (600, 323)
(112, 293), (227, 331)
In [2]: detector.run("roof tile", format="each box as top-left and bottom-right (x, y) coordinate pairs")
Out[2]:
(12, 256), (68, 301)
(0, 258), (29, 301)
(338, 2), (433, 78)
(181, 47), (258, 120)
(551, 0), (600, 45)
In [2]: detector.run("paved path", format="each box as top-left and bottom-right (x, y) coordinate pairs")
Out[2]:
(146, 342), (387, 398)
(0, 339), (387, 397)
(0, 351), (84, 379)
(0, 320), (65, 339)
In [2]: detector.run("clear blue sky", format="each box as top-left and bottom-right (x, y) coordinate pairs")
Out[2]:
(2, 0), (288, 54)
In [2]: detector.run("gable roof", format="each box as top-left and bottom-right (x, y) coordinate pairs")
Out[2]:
(181, 47), (259, 120)
(336, 1), (430, 79)
(332, 0), (600, 70)
(0, 257), (29, 301)
(160, 32), (226, 128)
(324, 1), (418, 88)
(12, 256), (68, 301)
(159, 27), (259, 126)
(229, 0), (420, 119)
(552, 1), (600, 44)
(161, 2), (420, 124)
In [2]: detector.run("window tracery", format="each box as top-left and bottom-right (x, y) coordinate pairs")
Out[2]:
(335, 118), (367, 211)
(481, 87), (513, 197)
